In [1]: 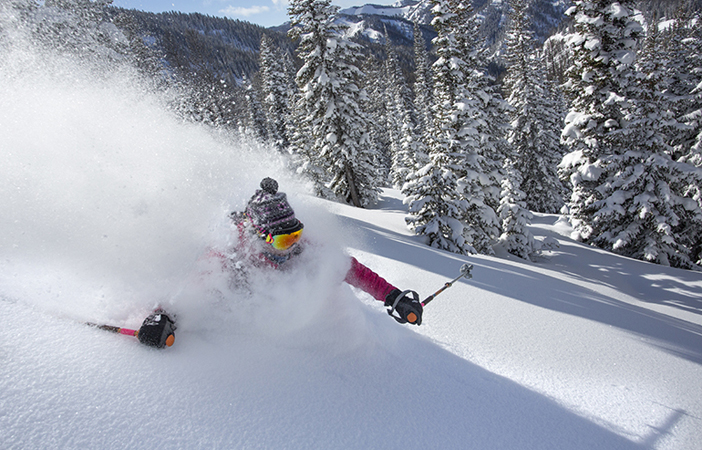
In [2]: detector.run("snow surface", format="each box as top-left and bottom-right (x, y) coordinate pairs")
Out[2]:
(2, 38), (702, 450)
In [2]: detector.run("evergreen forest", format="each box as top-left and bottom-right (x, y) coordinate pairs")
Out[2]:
(3, 0), (702, 269)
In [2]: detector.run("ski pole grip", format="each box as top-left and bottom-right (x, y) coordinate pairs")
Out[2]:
(421, 295), (435, 307)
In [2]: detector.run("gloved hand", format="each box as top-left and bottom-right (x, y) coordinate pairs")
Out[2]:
(137, 309), (177, 348)
(384, 289), (423, 325)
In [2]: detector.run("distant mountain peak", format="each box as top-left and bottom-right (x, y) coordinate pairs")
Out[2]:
(339, 0), (434, 26)
(338, 0), (571, 48)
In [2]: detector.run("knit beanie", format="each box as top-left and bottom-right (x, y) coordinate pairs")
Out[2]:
(245, 178), (303, 236)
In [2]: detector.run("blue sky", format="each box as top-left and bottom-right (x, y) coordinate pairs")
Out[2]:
(110, 0), (396, 28)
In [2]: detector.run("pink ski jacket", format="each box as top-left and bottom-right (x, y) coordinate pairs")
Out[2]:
(211, 221), (397, 304)
(344, 257), (397, 303)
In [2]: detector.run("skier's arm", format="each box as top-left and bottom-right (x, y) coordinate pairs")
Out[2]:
(344, 257), (397, 302)
(344, 257), (423, 325)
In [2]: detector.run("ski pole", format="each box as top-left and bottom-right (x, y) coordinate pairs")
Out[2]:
(86, 312), (176, 348)
(421, 263), (473, 307)
(86, 322), (139, 338)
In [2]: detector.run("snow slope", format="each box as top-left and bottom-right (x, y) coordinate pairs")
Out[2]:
(2, 34), (702, 450)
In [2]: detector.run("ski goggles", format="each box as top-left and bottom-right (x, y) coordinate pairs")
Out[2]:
(263, 228), (304, 250)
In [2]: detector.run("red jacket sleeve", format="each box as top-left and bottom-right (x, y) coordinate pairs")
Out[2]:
(344, 257), (397, 303)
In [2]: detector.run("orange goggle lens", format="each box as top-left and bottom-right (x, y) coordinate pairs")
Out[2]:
(265, 228), (303, 250)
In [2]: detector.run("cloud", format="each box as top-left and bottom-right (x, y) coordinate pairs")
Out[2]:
(219, 5), (271, 17)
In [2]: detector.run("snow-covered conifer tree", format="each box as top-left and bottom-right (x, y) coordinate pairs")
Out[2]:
(383, 29), (404, 185)
(668, 11), (702, 267)
(361, 60), (392, 182)
(403, 146), (471, 254)
(413, 21), (432, 142)
(405, 0), (501, 254)
(504, 0), (565, 214)
(281, 51), (312, 174)
(498, 159), (536, 260)
(244, 80), (269, 144)
(454, 0), (504, 254)
(669, 8), (702, 167)
(288, 0), (379, 207)
(384, 28), (419, 189)
(599, 23), (701, 268)
(561, 1), (702, 268)
(560, 1), (645, 246)
(404, 0), (473, 254)
(640, 12), (702, 267)
(259, 34), (292, 153)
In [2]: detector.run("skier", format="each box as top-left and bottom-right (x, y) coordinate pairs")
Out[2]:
(129, 178), (422, 349)
(215, 177), (424, 326)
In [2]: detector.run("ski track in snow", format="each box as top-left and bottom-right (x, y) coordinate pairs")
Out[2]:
(2, 31), (702, 450)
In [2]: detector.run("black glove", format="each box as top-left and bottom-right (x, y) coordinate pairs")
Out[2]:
(384, 289), (423, 325)
(137, 309), (177, 348)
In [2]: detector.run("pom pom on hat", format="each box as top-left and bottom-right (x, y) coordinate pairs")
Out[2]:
(260, 177), (278, 195)
(245, 178), (303, 236)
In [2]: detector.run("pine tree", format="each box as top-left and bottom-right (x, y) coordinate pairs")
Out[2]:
(454, 1), (504, 254)
(659, 9), (702, 266)
(282, 51), (312, 175)
(413, 21), (433, 142)
(288, 0), (379, 207)
(244, 79), (269, 144)
(259, 34), (292, 153)
(613, 26), (702, 268)
(672, 7), (702, 167)
(560, 1), (644, 245)
(404, 0), (474, 254)
(362, 59), (393, 182)
(504, 0), (565, 214)
(561, 1), (702, 268)
(496, 0), (536, 259)
(404, 0), (503, 255)
(498, 159), (536, 260)
(383, 29), (404, 186)
(384, 28), (418, 189)
(409, 21), (431, 178)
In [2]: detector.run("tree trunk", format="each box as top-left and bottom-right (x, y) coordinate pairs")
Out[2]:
(345, 164), (361, 207)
